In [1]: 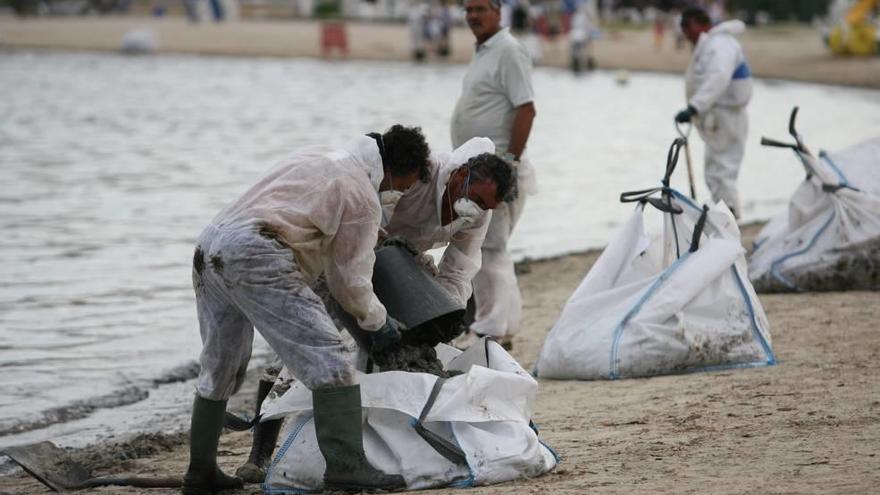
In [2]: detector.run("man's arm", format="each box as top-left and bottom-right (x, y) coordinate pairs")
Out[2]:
(508, 102), (536, 160)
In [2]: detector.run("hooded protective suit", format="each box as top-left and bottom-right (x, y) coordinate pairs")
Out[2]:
(685, 19), (753, 215)
(192, 136), (388, 399)
(384, 137), (495, 306)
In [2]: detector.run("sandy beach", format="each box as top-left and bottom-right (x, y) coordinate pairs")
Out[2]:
(2, 224), (879, 494)
(1, 13), (879, 495)
(1, 16), (879, 87)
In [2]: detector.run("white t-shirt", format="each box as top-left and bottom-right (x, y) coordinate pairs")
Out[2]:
(450, 28), (535, 154)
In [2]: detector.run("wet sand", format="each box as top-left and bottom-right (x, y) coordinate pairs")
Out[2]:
(2, 224), (878, 494)
(0, 16), (879, 87)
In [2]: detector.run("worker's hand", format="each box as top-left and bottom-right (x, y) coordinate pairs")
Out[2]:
(369, 316), (404, 354)
(416, 252), (440, 276)
(675, 105), (698, 123)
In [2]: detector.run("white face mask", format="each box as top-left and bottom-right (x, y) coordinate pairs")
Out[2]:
(378, 189), (405, 227)
(453, 198), (482, 221)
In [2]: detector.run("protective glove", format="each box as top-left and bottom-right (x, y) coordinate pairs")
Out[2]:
(368, 316), (404, 354)
(675, 105), (698, 123)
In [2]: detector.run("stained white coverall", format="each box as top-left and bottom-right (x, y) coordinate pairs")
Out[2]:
(192, 136), (388, 400)
(685, 19), (753, 215)
(384, 137), (495, 306)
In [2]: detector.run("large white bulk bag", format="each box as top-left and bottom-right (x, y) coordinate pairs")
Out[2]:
(535, 140), (775, 380)
(261, 340), (558, 493)
(749, 135), (880, 292)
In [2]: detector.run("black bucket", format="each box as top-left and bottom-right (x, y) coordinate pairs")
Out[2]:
(323, 244), (466, 349)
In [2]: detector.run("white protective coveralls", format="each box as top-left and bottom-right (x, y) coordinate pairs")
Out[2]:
(192, 136), (388, 400)
(685, 19), (753, 215)
(384, 137), (496, 306)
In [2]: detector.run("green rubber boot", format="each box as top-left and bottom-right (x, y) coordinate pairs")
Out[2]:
(182, 396), (243, 495)
(313, 384), (406, 492)
(236, 380), (282, 483)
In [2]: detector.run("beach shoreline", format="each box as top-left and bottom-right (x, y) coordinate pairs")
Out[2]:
(1, 16), (878, 494)
(2, 222), (879, 494)
(1, 16), (879, 88)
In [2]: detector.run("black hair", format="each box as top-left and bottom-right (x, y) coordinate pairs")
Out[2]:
(680, 6), (711, 28)
(467, 153), (518, 203)
(382, 124), (431, 183)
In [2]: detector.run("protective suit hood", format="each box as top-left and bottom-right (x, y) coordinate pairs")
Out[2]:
(341, 135), (385, 192)
(706, 19), (746, 38)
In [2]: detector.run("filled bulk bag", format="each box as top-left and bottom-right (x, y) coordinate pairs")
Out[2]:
(535, 139), (775, 380)
(261, 340), (558, 493)
(749, 108), (880, 292)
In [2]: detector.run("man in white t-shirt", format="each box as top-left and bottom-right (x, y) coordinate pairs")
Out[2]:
(451, 0), (536, 350)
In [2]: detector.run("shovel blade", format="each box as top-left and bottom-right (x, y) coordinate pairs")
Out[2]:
(3, 441), (91, 491)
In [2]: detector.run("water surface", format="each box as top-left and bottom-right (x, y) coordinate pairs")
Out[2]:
(1, 51), (878, 453)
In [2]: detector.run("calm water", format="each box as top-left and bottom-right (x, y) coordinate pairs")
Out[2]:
(1, 50), (878, 453)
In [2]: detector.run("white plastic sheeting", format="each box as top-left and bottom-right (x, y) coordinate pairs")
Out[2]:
(535, 188), (775, 380)
(749, 138), (880, 292)
(261, 340), (558, 493)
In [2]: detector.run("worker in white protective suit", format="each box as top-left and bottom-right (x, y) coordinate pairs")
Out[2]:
(235, 138), (519, 484)
(384, 136), (519, 308)
(675, 6), (753, 218)
(183, 125), (431, 495)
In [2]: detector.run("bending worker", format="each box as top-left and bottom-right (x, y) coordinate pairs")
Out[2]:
(675, 6), (753, 219)
(183, 125), (431, 494)
(385, 137), (519, 311)
(234, 138), (518, 485)
(451, 0), (536, 350)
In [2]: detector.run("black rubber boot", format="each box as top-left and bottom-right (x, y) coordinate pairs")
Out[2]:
(236, 380), (282, 483)
(182, 395), (244, 495)
(313, 384), (406, 492)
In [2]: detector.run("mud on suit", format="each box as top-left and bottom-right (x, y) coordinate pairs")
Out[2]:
(686, 19), (753, 215)
(450, 27), (536, 339)
(192, 136), (389, 401)
(260, 137), (496, 388)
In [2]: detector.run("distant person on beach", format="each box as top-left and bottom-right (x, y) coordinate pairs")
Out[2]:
(675, 6), (752, 218)
(451, 0), (536, 350)
(183, 126), (430, 494)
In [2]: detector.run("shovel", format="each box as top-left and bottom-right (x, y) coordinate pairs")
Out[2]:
(2, 441), (182, 491)
(674, 120), (698, 200)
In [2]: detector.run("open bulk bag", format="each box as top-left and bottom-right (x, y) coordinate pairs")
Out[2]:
(749, 108), (880, 292)
(535, 139), (775, 380)
(261, 340), (558, 493)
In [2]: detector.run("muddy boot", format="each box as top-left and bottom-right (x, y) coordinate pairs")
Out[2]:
(313, 384), (406, 492)
(182, 395), (243, 495)
(236, 380), (282, 483)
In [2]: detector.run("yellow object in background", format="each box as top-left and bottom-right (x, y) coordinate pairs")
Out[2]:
(828, 21), (878, 55)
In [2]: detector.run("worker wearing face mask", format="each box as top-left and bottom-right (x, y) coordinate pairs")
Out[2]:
(384, 137), (519, 308)
(186, 125), (431, 494)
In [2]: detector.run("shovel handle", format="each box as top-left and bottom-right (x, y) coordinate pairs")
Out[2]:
(760, 137), (797, 149)
(78, 476), (183, 488)
(674, 120), (692, 139)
